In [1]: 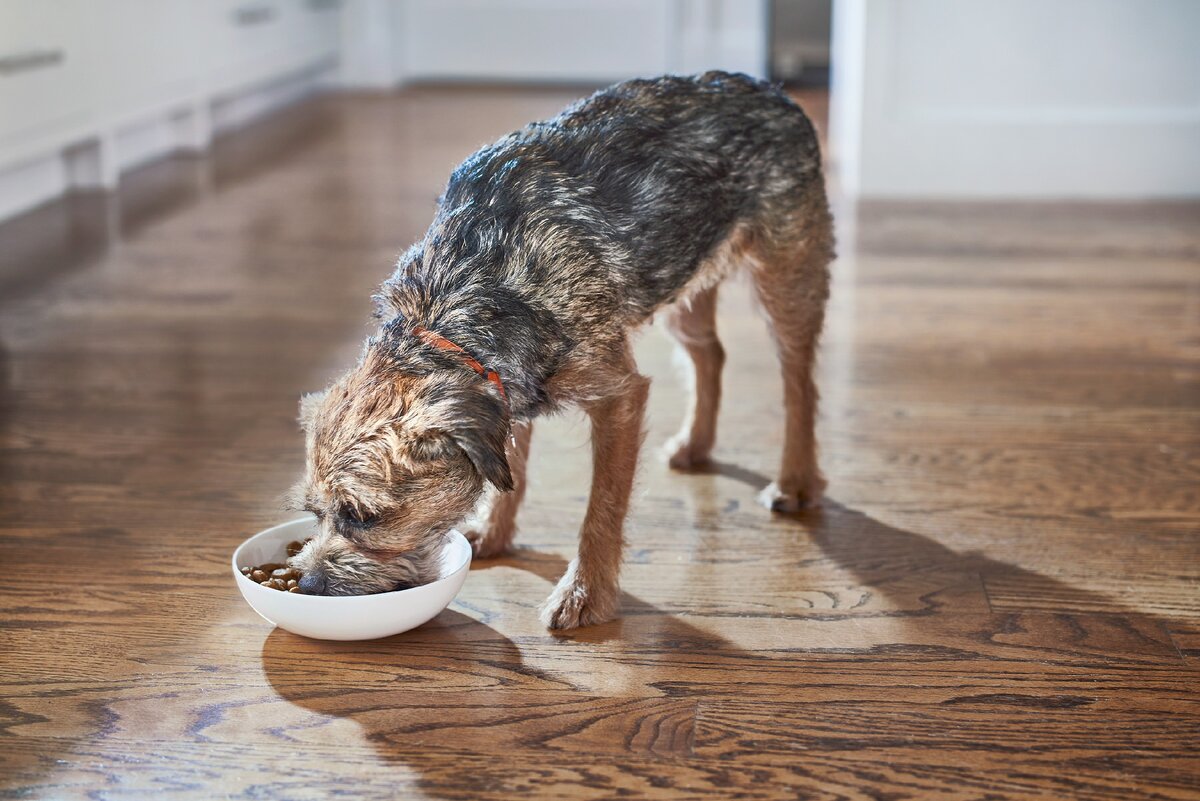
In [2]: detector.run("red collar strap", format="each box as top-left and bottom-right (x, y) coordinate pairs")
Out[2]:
(411, 325), (507, 402)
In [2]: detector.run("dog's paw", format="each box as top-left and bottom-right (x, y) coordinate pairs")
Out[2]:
(757, 478), (825, 513)
(464, 526), (513, 559)
(540, 574), (617, 631)
(664, 434), (712, 472)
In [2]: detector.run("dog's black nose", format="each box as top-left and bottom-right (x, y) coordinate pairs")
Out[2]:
(297, 570), (327, 595)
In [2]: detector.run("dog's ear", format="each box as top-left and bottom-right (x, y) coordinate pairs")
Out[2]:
(441, 384), (512, 491)
(404, 423), (511, 491)
(298, 389), (328, 433)
(411, 380), (513, 491)
(450, 419), (513, 492)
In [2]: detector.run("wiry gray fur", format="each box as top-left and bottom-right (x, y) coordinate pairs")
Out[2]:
(373, 70), (824, 418)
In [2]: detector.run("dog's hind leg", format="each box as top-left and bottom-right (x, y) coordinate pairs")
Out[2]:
(664, 284), (724, 470)
(541, 351), (649, 630)
(464, 420), (533, 558)
(750, 194), (834, 512)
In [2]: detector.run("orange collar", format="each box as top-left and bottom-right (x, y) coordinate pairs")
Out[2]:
(411, 325), (507, 402)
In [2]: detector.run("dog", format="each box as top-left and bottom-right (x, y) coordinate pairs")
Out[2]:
(288, 71), (833, 630)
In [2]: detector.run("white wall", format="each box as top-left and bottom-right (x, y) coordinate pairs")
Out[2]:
(831, 0), (1200, 199)
(398, 0), (674, 83)
(338, 0), (768, 89)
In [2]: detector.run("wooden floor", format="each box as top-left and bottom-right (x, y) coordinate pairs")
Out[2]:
(1, 87), (1198, 800)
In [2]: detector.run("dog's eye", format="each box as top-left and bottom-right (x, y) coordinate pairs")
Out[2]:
(341, 505), (377, 529)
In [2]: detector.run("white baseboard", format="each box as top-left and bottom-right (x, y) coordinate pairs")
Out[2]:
(212, 62), (335, 134)
(0, 156), (67, 224)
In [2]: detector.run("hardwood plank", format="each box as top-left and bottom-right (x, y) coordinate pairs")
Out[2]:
(0, 738), (809, 801)
(1167, 619), (1200, 661)
(983, 569), (1200, 620)
(694, 698), (1200, 801)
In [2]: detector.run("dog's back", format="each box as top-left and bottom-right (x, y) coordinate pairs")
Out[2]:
(437, 71), (826, 318)
(376, 72), (831, 416)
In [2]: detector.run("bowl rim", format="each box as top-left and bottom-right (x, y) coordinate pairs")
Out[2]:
(231, 516), (472, 603)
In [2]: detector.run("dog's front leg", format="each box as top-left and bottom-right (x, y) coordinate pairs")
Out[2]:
(464, 420), (533, 558)
(540, 374), (650, 630)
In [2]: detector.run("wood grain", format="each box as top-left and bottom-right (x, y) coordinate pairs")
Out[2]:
(695, 698), (1200, 800)
(1, 86), (1197, 799)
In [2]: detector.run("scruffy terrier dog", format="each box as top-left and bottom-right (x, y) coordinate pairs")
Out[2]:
(289, 71), (833, 629)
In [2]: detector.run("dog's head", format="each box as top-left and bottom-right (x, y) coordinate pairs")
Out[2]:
(287, 345), (511, 595)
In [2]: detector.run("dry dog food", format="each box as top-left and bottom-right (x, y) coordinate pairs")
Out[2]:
(240, 538), (312, 593)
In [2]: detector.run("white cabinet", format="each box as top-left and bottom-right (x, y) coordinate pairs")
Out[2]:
(0, 1), (100, 167)
(0, 0), (342, 220)
(206, 0), (338, 94)
(95, 0), (205, 115)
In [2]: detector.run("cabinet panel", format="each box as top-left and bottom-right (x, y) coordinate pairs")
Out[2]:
(95, 0), (206, 120)
(0, 0), (98, 155)
(207, 0), (338, 94)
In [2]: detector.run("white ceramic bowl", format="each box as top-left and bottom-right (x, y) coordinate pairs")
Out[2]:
(232, 516), (471, 640)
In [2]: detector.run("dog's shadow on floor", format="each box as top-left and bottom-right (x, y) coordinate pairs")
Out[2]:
(260, 460), (1183, 794)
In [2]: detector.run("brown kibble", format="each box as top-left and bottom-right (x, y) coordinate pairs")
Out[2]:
(244, 557), (306, 593)
(286, 540), (304, 557)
